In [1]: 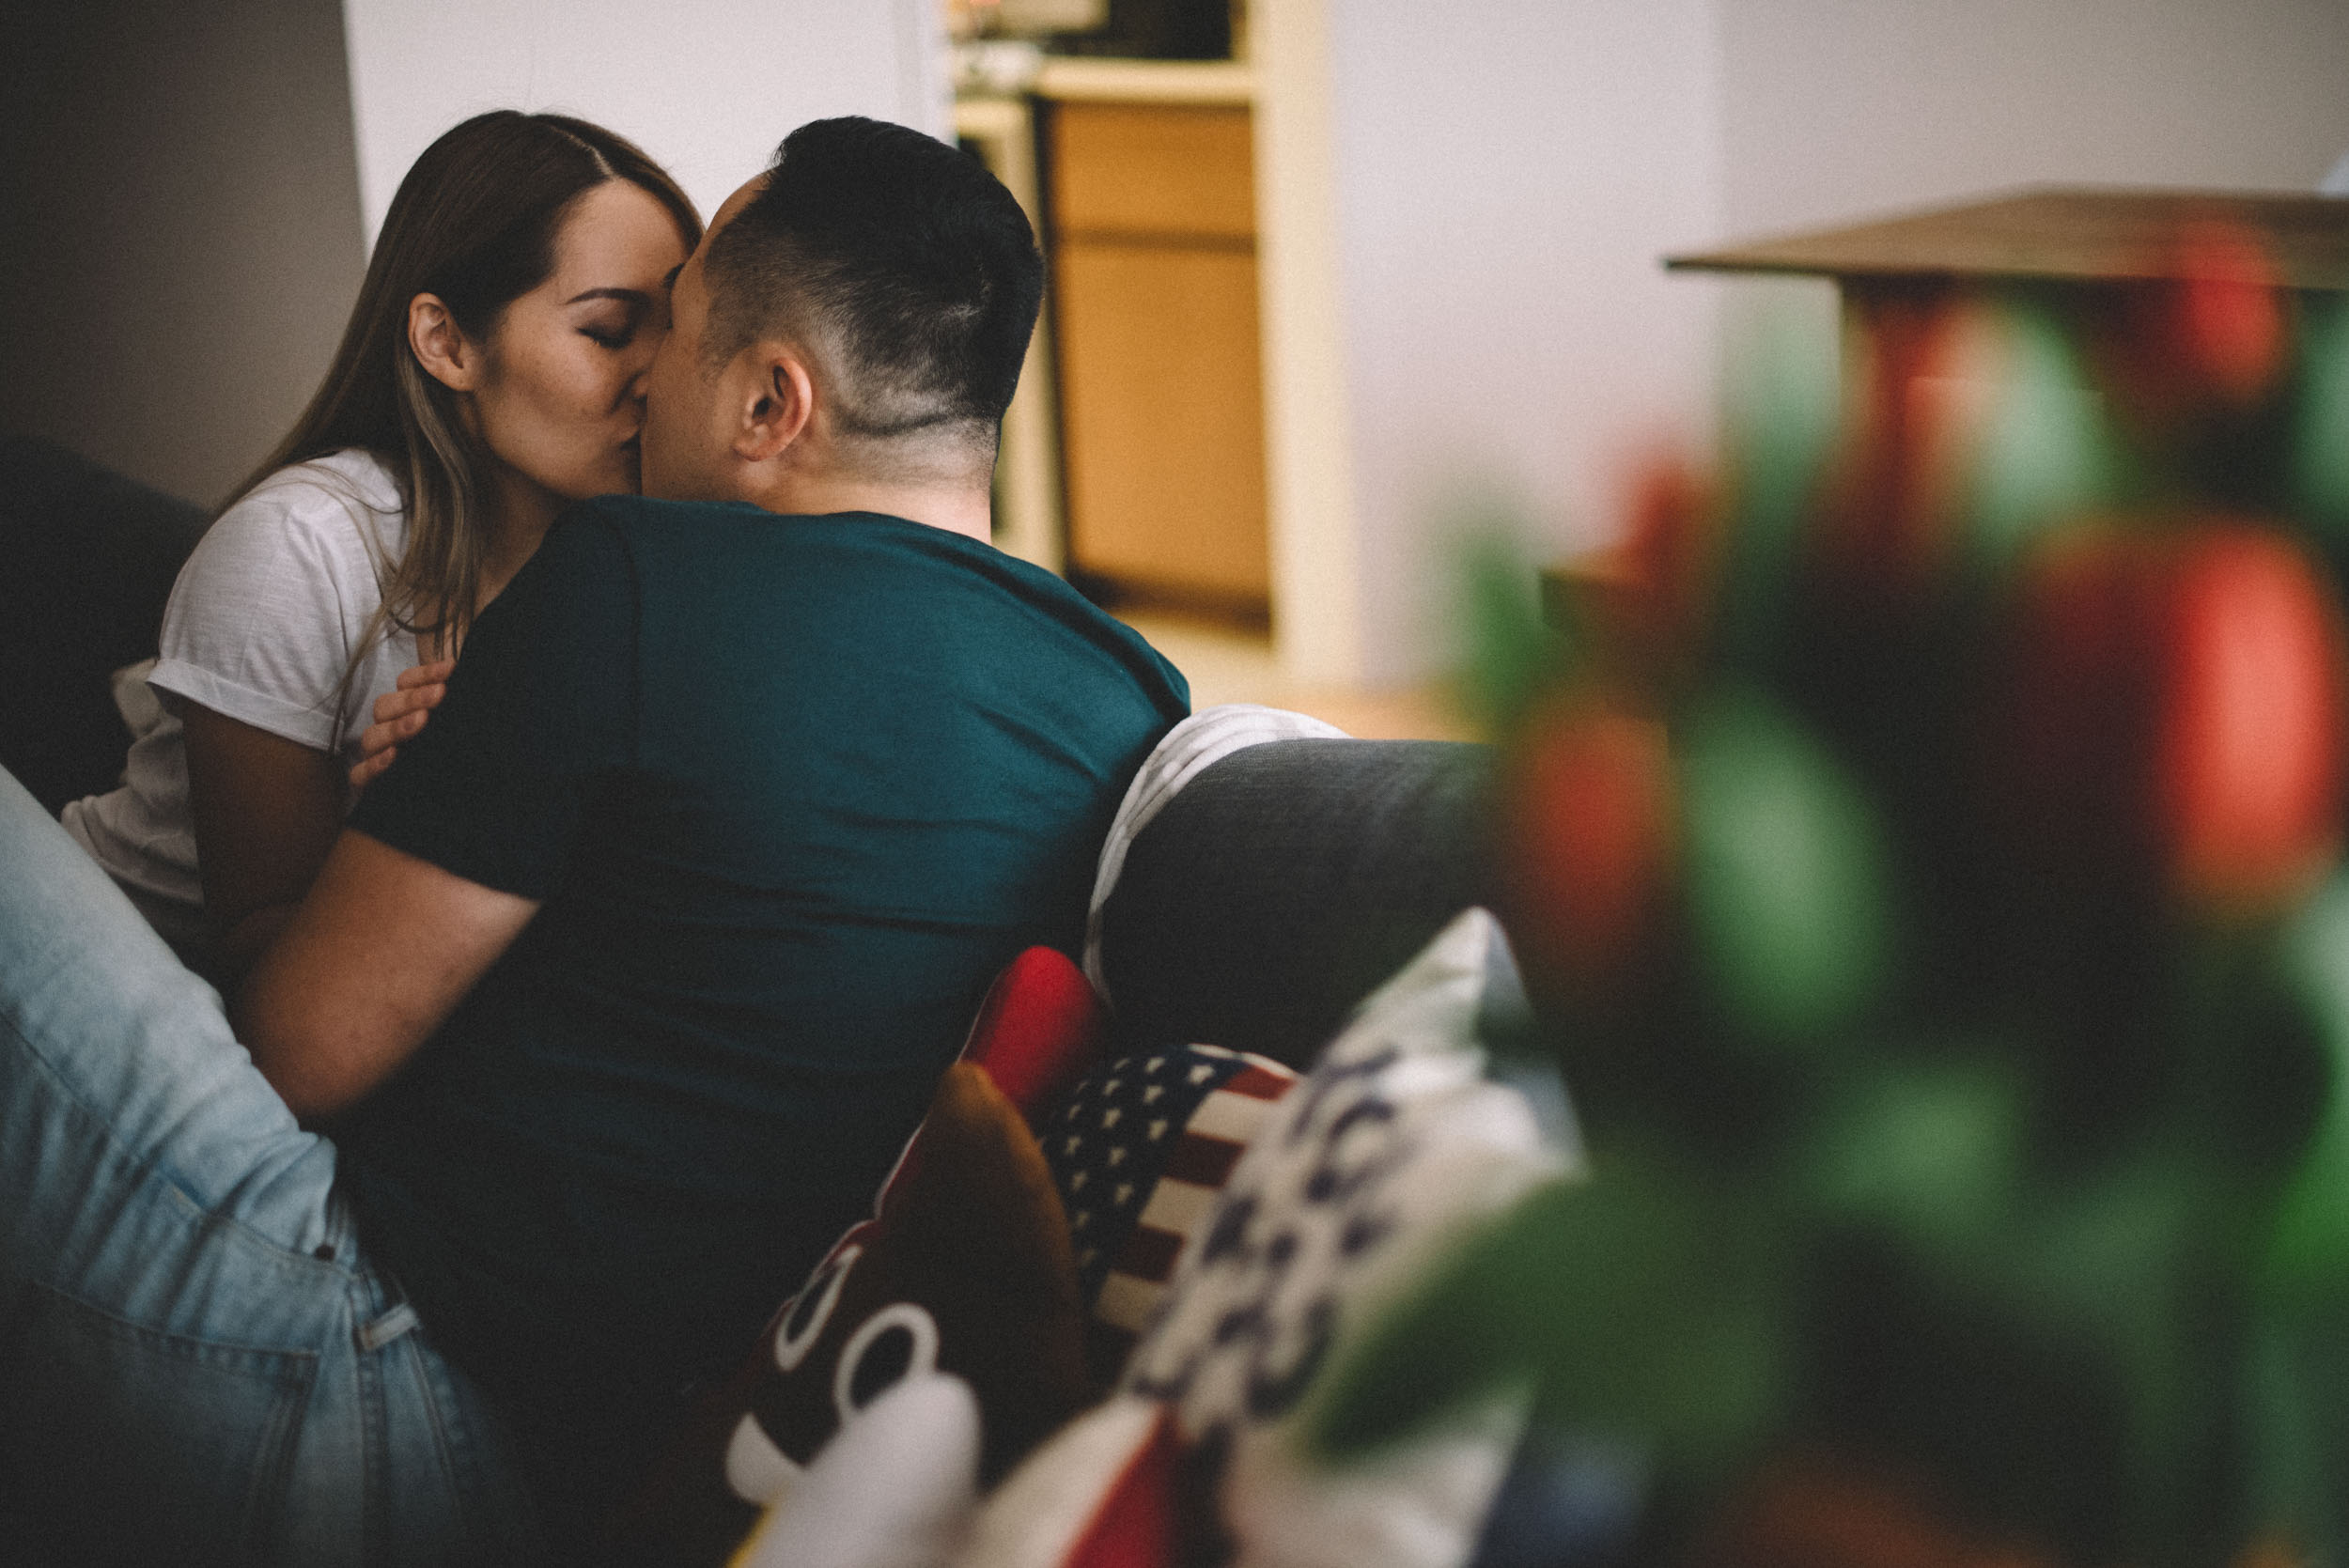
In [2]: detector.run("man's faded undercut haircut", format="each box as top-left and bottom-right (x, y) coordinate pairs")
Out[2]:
(702, 116), (1044, 464)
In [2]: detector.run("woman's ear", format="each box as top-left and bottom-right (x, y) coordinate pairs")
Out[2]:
(732, 347), (816, 463)
(408, 293), (482, 393)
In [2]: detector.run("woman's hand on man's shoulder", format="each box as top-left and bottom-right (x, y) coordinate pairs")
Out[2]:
(349, 660), (456, 797)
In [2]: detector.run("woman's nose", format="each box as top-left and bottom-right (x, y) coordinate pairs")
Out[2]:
(626, 335), (661, 397)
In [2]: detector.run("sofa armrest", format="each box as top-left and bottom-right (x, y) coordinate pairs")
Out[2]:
(1096, 736), (1499, 1066)
(0, 435), (209, 811)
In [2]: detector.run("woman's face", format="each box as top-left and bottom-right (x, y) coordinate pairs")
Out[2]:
(466, 179), (692, 510)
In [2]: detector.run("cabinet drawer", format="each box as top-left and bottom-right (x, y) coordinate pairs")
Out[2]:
(1055, 239), (1268, 599)
(1049, 101), (1255, 242)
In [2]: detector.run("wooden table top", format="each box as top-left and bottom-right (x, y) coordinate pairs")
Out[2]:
(1667, 187), (2349, 290)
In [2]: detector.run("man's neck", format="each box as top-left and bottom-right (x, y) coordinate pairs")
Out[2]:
(745, 468), (994, 545)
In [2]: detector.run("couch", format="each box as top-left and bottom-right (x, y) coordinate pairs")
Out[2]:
(0, 435), (211, 816)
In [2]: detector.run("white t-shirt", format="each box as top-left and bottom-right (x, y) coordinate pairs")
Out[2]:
(62, 448), (415, 928)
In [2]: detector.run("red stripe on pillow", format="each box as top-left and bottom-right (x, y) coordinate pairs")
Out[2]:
(1221, 1063), (1295, 1100)
(1113, 1223), (1185, 1284)
(1161, 1134), (1246, 1188)
(1062, 1404), (1182, 1568)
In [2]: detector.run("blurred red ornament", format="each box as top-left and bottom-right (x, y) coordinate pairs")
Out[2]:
(2093, 220), (2286, 428)
(1620, 452), (1718, 653)
(1500, 695), (1678, 994)
(2172, 221), (2287, 403)
(1817, 292), (2008, 613)
(1563, 453), (1718, 695)
(2156, 525), (2344, 909)
(1990, 520), (2345, 917)
(1691, 1453), (2062, 1568)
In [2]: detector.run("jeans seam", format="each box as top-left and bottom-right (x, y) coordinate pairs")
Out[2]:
(5, 1006), (338, 1285)
(163, 1180), (355, 1286)
(242, 1357), (308, 1566)
(356, 1271), (391, 1568)
(411, 1334), (496, 1552)
(23, 1274), (327, 1366)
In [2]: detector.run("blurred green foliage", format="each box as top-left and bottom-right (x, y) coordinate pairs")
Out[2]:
(1353, 267), (2349, 1564)
(1678, 687), (1898, 1050)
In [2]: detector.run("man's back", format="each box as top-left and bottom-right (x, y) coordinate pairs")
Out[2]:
(342, 496), (1187, 1477)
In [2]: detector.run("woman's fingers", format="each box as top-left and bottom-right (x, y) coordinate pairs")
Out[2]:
(371, 660), (456, 724)
(371, 680), (446, 727)
(397, 659), (457, 691)
(358, 707), (430, 760)
(350, 660), (455, 797)
(355, 697), (436, 781)
(349, 747), (398, 796)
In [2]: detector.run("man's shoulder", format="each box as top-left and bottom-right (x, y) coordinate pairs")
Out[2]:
(550, 497), (926, 565)
(553, 500), (1049, 599)
(555, 493), (773, 542)
(539, 498), (1189, 711)
(531, 496), (797, 593)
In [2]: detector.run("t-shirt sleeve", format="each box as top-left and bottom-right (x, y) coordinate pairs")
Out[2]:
(148, 473), (392, 752)
(349, 510), (639, 899)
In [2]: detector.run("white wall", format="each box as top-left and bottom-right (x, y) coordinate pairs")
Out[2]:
(1321, 0), (1725, 687)
(0, 0), (366, 506)
(341, 0), (947, 244)
(1717, 0), (2349, 241)
(1310, 0), (2349, 688)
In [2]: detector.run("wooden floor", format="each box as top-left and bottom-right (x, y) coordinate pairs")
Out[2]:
(1115, 611), (1477, 743)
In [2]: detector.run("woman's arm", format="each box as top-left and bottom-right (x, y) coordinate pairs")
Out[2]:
(152, 453), (413, 975)
(181, 702), (347, 978)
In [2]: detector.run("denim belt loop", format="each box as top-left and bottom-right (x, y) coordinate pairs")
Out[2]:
(357, 1299), (421, 1353)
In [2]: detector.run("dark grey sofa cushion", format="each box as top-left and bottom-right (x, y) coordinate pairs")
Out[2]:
(0, 435), (209, 812)
(1096, 737), (1500, 1067)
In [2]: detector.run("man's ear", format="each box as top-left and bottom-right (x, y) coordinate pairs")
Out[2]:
(408, 293), (482, 393)
(733, 346), (817, 463)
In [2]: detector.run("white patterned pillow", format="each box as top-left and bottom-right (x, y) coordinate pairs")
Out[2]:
(730, 1371), (980, 1568)
(1114, 908), (1574, 1568)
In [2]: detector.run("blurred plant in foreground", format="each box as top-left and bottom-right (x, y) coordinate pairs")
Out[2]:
(1312, 230), (2349, 1566)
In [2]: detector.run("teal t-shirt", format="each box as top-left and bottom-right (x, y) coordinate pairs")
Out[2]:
(342, 497), (1187, 1464)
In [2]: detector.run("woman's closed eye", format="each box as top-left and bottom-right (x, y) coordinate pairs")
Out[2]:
(569, 289), (653, 350)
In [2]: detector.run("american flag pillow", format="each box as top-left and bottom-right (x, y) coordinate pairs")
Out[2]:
(1045, 1043), (1299, 1389)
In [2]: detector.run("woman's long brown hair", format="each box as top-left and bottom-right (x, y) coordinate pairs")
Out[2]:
(226, 111), (702, 663)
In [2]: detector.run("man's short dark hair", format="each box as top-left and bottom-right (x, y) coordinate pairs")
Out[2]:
(704, 116), (1044, 458)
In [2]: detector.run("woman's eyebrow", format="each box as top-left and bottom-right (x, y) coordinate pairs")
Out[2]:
(564, 286), (653, 306)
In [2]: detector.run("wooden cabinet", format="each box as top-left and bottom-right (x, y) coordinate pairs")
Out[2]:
(1048, 100), (1269, 609)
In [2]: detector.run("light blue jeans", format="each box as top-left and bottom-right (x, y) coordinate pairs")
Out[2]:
(0, 766), (544, 1566)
